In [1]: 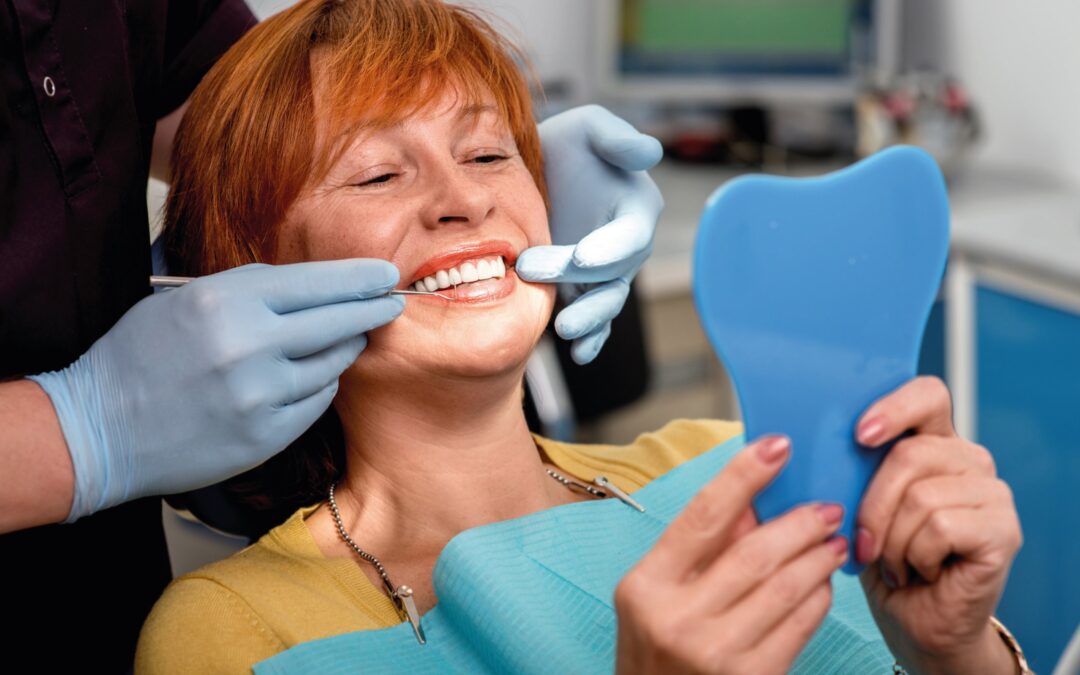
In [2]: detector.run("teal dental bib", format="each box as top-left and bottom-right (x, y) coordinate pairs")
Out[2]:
(255, 435), (894, 674)
(693, 146), (950, 574)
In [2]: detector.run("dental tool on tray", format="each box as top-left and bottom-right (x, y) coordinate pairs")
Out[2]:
(149, 275), (454, 300)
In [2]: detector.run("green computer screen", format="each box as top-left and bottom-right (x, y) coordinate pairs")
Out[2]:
(620, 0), (864, 75)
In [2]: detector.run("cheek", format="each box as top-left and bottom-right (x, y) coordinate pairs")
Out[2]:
(513, 184), (551, 248)
(277, 192), (407, 264)
(488, 164), (549, 248)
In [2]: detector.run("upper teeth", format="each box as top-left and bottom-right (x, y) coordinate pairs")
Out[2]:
(413, 256), (507, 292)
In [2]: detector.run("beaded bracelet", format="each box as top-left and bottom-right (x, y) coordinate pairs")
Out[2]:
(989, 616), (1034, 675)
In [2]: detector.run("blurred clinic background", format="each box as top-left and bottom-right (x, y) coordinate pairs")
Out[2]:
(155, 2), (1080, 672)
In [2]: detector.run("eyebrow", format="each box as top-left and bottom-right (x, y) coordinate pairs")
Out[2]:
(457, 103), (498, 121)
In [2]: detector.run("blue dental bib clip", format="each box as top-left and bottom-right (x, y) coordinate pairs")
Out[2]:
(692, 146), (950, 574)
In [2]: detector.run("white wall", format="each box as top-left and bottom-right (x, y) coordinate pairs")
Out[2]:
(461, 0), (593, 103)
(911, 0), (1080, 186)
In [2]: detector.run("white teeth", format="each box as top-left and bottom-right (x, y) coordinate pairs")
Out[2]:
(411, 255), (507, 291)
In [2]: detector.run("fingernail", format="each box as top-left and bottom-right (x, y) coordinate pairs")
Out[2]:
(829, 536), (849, 558)
(856, 527), (875, 564)
(881, 561), (899, 590)
(857, 416), (887, 446)
(756, 436), (790, 464)
(816, 503), (844, 527)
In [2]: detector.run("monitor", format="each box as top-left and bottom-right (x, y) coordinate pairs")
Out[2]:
(595, 0), (901, 105)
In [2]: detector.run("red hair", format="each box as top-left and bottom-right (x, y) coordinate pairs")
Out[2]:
(164, 0), (544, 276)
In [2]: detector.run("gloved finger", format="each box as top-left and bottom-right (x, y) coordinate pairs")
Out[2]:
(278, 335), (367, 405)
(583, 106), (664, 171)
(278, 295), (404, 358)
(221, 258), (399, 314)
(514, 245), (578, 283)
(516, 243), (645, 286)
(554, 279), (630, 340)
(570, 322), (612, 366)
(572, 209), (656, 270)
(271, 379), (341, 450)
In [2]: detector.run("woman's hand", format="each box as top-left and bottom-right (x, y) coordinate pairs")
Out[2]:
(614, 436), (849, 675)
(855, 376), (1023, 674)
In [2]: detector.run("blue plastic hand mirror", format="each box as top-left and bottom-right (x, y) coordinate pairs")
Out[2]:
(692, 146), (950, 574)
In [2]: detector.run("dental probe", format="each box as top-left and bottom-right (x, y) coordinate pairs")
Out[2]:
(149, 275), (454, 300)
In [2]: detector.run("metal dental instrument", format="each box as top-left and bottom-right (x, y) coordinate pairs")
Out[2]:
(149, 275), (454, 300)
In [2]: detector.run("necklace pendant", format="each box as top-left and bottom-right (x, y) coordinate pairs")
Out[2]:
(593, 476), (646, 513)
(393, 585), (427, 645)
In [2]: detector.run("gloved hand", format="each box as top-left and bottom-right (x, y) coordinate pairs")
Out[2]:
(29, 260), (403, 522)
(516, 105), (664, 365)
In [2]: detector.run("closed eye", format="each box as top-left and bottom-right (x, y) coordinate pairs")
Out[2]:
(355, 172), (397, 186)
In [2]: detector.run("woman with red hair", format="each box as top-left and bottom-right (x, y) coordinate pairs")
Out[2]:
(136, 1), (1027, 673)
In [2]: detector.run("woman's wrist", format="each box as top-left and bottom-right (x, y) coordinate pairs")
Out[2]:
(898, 619), (1021, 675)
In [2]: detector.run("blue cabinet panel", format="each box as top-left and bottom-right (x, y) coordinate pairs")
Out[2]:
(976, 285), (1080, 672)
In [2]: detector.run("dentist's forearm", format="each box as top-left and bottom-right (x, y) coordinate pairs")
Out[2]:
(0, 380), (75, 533)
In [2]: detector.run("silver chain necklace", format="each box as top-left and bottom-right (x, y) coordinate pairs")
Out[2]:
(327, 469), (645, 645)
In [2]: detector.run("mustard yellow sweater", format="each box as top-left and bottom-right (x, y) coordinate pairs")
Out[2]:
(135, 419), (743, 674)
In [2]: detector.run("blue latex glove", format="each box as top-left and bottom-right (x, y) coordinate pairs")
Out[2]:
(516, 105), (664, 365)
(29, 260), (404, 522)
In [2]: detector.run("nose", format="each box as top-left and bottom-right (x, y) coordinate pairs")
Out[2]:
(418, 160), (496, 230)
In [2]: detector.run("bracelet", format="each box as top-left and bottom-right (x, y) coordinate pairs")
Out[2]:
(891, 616), (1032, 675)
(989, 616), (1034, 675)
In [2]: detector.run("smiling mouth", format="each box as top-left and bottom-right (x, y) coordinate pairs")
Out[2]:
(410, 255), (508, 293)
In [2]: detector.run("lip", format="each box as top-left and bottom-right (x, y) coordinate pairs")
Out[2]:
(404, 240), (518, 287)
(435, 271), (517, 304)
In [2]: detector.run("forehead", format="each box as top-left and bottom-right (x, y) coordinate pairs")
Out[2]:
(316, 41), (508, 121)
(309, 51), (509, 163)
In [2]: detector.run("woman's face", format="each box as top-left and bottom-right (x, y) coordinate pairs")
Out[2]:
(277, 90), (554, 384)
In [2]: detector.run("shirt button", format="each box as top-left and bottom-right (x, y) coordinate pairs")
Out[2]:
(43, 76), (56, 97)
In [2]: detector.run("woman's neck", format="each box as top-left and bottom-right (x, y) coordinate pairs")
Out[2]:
(322, 367), (574, 563)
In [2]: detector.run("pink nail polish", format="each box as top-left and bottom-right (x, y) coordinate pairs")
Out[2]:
(856, 527), (874, 564)
(816, 503), (844, 527)
(756, 436), (790, 464)
(829, 536), (849, 557)
(858, 417), (886, 446)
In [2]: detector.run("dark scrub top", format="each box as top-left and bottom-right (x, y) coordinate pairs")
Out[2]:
(0, 1), (255, 671)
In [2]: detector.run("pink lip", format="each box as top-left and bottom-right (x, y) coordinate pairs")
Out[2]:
(405, 240), (518, 287)
(433, 271), (517, 304)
